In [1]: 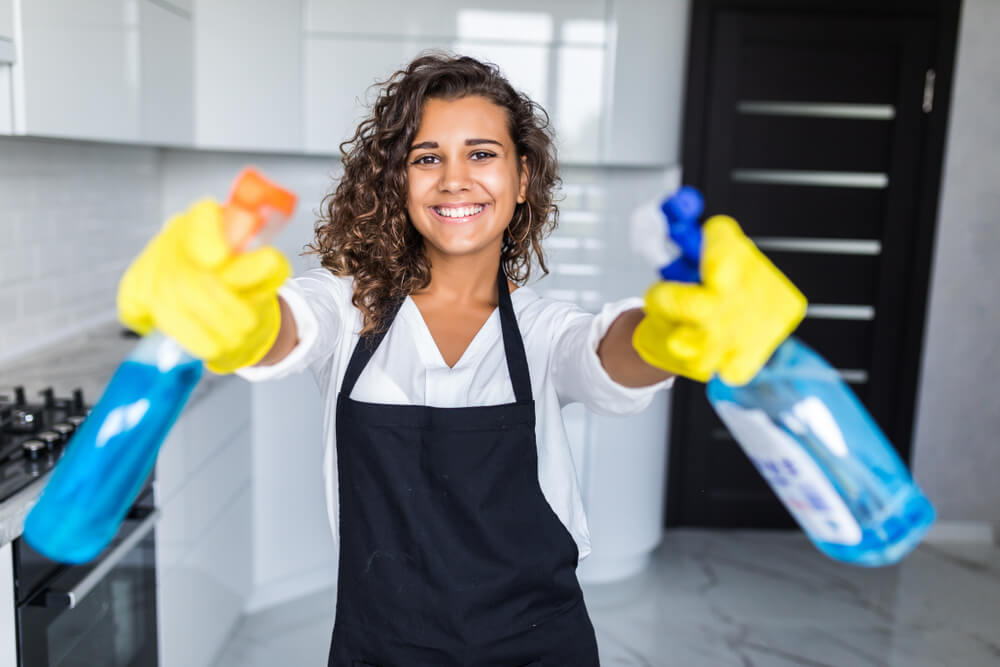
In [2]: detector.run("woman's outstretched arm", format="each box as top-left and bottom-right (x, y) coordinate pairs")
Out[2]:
(596, 308), (674, 388)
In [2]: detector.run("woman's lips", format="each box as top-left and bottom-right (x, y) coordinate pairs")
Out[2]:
(430, 204), (487, 224)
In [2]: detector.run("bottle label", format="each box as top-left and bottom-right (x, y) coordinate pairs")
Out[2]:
(715, 401), (863, 546)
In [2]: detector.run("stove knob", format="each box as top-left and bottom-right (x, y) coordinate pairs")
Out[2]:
(73, 389), (86, 414)
(11, 409), (38, 431)
(51, 423), (75, 441)
(39, 388), (55, 409)
(68, 415), (87, 428)
(22, 439), (46, 461)
(37, 431), (61, 451)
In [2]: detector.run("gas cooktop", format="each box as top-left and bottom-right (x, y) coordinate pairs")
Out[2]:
(0, 386), (90, 504)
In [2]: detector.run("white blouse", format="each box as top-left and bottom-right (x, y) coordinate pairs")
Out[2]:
(237, 268), (673, 560)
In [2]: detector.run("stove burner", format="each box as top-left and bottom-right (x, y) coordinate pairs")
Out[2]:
(0, 386), (89, 502)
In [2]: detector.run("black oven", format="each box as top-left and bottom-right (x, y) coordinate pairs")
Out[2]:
(13, 484), (159, 667)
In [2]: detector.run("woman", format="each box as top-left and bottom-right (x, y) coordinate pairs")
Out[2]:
(118, 53), (804, 666)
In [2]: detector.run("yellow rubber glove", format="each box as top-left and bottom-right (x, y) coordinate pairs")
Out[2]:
(117, 199), (291, 374)
(632, 215), (807, 386)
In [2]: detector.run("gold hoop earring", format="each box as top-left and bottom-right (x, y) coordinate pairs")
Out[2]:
(516, 204), (532, 245)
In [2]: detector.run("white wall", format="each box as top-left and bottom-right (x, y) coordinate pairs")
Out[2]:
(911, 0), (1000, 527)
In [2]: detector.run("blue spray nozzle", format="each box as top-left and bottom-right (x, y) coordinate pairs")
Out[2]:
(661, 185), (704, 225)
(657, 186), (705, 284)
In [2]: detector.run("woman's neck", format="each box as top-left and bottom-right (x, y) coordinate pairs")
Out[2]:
(416, 245), (504, 306)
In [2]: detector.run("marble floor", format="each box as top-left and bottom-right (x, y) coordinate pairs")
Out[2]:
(211, 529), (1000, 667)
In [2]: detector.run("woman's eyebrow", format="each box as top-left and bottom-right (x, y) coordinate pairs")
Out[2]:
(409, 138), (504, 151)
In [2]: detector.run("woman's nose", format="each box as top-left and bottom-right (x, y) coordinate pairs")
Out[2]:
(439, 159), (472, 193)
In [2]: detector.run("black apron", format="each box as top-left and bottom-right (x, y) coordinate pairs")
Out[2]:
(327, 266), (600, 667)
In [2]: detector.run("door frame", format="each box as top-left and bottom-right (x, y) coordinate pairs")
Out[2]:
(667, 0), (963, 526)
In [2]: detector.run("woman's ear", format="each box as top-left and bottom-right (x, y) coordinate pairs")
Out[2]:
(517, 155), (529, 204)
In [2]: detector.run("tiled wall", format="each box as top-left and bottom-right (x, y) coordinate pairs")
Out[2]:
(0, 136), (162, 363)
(0, 132), (674, 367)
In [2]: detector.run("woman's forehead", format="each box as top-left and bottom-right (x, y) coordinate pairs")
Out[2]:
(413, 96), (513, 145)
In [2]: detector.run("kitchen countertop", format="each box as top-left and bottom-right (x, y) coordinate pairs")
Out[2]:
(0, 319), (232, 546)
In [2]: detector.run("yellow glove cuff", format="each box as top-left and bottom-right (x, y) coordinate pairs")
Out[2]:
(204, 295), (283, 374)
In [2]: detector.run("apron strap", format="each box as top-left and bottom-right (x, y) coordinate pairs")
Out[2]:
(340, 265), (533, 403)
(340, 297), (404, 398)
(496, 264), (533, 404)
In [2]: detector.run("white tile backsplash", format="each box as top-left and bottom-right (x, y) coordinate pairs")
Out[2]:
(0, 136), (162, 362)
(0, 132), (674, 366)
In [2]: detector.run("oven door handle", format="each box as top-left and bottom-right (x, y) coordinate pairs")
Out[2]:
(34, 508), (161, 609)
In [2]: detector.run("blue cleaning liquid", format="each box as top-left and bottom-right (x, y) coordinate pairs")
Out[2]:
(640, 186), (935, 566)
(707, 339), (935, 566)
(24, 333), (202, 563)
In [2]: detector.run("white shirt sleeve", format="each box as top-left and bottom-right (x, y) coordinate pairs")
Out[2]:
(550, 297), (673, 415)
(236, 268), (352, 383)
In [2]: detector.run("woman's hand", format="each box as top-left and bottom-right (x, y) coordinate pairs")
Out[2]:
(631, 216), (807, 386)
(117, 199), (291, 374)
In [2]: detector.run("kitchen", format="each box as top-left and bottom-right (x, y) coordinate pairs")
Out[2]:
(1, 0), (998, 666)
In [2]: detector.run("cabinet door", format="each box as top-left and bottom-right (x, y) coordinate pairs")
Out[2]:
(601, 0), (689, 166)
(0, 0), (10, 134)
(303, 0), (608, 163)
(304, 37), (607, 162)
(139, 0), (193, 145)
(303, 37), (445, 154)
(0, 544), (14, 667)
(305, 0), (605, 39)
(194, 0), (303, 152)
(0, 66), (11, 134)
(15, 0), (141, 141)
(0, 0), (14, 59)
(156, 379), (252, 667)
(454, 39), (606, 164)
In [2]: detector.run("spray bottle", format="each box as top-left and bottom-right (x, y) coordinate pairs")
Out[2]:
(24, 168), (296, 564)
(632, 186), (935, 566)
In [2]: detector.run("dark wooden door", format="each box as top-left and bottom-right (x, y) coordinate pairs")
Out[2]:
(666, 0), (962, 528)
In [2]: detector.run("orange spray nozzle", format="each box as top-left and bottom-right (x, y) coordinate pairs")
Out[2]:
(224, 167), (298, 252)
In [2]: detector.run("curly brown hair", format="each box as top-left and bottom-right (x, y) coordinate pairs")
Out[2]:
(308, 52), (561, 335)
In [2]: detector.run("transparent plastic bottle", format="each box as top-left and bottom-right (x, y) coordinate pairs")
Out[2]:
(632, 186), (935, 566)
(24, 168), (296, 564)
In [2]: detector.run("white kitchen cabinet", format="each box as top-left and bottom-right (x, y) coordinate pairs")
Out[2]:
(303, 36), (446, 155)
(0, 0), (13, 61)
(0, 66), (11, 134)
(600, 0), (689, 166)
(304, 0), (606, 41)
(0, 543), (14, 667)
(155, 378), (252, 667)
(0, 0), (11, 134)
(304, 37), (605, 162)
(193, 0), (303, 153)
(139, 0), (194, 145)
(302, 0), (683, 166)
(13, 0), (141, 141)
(454, 39), (607, 164)
(11, 0), (193, 145)
(302, 0), (608, 161)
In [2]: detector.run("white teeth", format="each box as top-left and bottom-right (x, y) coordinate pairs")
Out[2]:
(436, 205), (483, 218)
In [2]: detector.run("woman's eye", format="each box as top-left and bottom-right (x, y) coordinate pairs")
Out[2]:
(411, 155), (438, 165)
(471, 151), (496, 160)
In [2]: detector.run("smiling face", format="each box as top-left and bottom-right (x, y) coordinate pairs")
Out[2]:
(406, 95), (528, 265)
